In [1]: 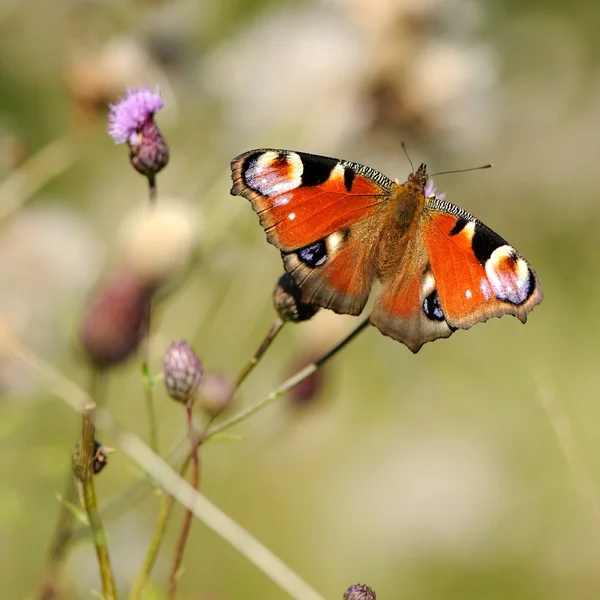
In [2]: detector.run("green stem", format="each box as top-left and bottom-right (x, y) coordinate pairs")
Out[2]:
(128, 453), (192, 600)
(143, 170), (159, 453)
(168, 404), (200, 599)
(234, 318), (285, 390)
(76, 405), (118, 600)
(34, 367), (105, 600)
(205, 317), (370, 440)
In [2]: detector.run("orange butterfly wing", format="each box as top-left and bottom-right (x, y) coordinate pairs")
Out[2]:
(423, 198), (542, 329)
(231, 149), (393, 314)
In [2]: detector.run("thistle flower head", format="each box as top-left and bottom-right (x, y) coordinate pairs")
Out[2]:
(163, 341), (204, 403)
(108, 86), (169, 177)
(424, 178), (445, 201)
(273, 273), (319, 323)
(108, 86), (164, 144)
(343, 583), (376, 600)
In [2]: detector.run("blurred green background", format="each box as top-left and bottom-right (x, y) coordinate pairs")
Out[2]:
(1, 0), (599, 598)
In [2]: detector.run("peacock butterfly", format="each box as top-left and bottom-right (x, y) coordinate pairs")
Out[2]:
(230, 149), (542, 352)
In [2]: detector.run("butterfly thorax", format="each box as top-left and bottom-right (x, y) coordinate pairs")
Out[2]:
(375, 178), (426, 278)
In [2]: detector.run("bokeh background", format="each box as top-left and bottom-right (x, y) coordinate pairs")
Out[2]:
(1, 0), (599, 598)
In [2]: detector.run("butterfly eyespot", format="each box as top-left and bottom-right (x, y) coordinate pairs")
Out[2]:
(485, 245), (533, 305)
(244, 151), (304, 197)
(423, 289), (445, 321)
(297, 240), (328, 268)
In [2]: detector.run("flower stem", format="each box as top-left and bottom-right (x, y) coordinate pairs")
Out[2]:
(75, 404), (118, 600)
(148, 173), (157, 204)
(142, 173), (158, 453)
(206, 317), (370, 440)
(35, 367), (105, 599)
(234, 317), (285, 390)
(128, 454), (192, 600)
(168, 403), (200, 599)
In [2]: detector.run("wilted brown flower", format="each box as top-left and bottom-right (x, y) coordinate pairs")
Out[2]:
(79, 270), (153, 368)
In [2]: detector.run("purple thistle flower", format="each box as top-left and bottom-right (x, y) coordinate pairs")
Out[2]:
(108, 86), (164, 145)
(108, 86), (169, 178)
(424, 178), (446, 201)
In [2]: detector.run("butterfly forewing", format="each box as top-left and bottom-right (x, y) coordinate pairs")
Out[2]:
(231, 149), (393, 315)
(422, 198), (542, 329)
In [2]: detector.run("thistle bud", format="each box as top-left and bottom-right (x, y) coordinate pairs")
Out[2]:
(108, 86), (169, 178)
(343, 584), (376, 600)
(272, 273), (319, 323)
(163, 341), (203, 403)
(79, 270), (152, 368)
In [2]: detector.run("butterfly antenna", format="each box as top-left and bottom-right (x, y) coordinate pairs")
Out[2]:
(401, 142), (415, 173)
(430, 164), (493, 177)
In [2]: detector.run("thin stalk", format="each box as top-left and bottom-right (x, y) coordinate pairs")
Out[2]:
(76, 405), (118, 600)
(148, 173), (157, 204)
(142, 172), (158, 452)
(205, 317), (370, 440)
(234, 317), (285, 390)
(142, 304), (158, 454)
(128, 454), (192, 600)
(35, 367), (105, 600)
(168, 404), (200, 599)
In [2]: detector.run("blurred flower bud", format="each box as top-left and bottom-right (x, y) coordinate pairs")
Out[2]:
(108, 86), (169, 178)
(273, 273), (319, 323)
(66, 37), (151, 122)
(287, 355), (325, 409)
(344, 583), (376, 600)
(79, 270), (152, 368)
(164, 341), (203, 403)
(195, 371), (235, 418)
(119, 199), (200, 286)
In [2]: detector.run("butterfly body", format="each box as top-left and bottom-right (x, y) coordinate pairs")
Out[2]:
(231, 149), (542, 352)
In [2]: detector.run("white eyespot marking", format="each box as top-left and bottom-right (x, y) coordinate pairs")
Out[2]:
(273, 193), (292, 207)
(485, 245), (531, 305)
(479, 279), (492, 300)
(465, 289), (472, 299)
(326, 231), (345, 253)
(288, 212), (296, 221)
(421, 271), (436, 298)
(245, 151), (304, 197)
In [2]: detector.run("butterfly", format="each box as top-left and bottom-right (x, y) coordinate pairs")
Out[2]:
(230, 149), (542, 352)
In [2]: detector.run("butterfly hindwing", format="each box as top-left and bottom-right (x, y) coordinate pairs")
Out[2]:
(370, 234), (455, 353)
